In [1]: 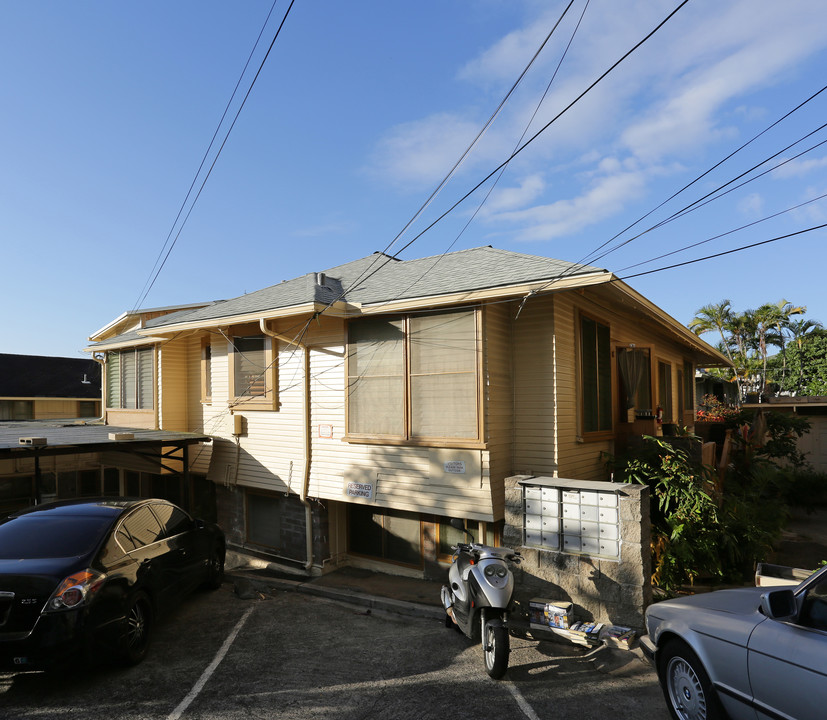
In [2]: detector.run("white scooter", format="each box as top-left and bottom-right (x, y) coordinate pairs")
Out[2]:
(440, 518), (521, 679)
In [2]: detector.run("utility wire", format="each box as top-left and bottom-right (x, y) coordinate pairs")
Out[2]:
(618, 222), (827, 280)
(520, 100), (827, 303)
(133, 0), (297, 310)
(615, 189), (827, 273)
(391, 0), (593, 304)
(132, 0), (283, 313)
(314, 0), (691, 320)
(575, 82), (827, 269)
(330, 0), (581, 308)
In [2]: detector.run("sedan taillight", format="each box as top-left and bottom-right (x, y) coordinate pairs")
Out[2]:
(45, 569), (106, 612)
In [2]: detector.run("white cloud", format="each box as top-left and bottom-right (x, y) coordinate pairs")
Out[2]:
(772, 156), (827, 180)
(367, 0), (827, 242)
(486, 167), (649, 241)
(737, 193), (764, 217)
(367, 113), (484, 189)
(484, 173), (546, 212)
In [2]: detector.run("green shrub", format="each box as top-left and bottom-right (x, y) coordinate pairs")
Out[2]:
(606, 412), (805, 593)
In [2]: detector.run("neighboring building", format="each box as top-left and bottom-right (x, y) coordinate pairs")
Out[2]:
(0, 324), (211, 515)
(83, 247), (727, 602)
(743, 396), (827, 473)
(0, 353), (102, 421)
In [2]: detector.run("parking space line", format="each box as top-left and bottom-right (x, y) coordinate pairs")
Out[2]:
(167, 605), (255, 720)
(506, 682), (541, 720)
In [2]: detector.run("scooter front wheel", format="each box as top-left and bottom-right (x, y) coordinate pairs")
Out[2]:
(483, 619), (509, 679)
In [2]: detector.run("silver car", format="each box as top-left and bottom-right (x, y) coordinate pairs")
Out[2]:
(640, 563), (827, 720)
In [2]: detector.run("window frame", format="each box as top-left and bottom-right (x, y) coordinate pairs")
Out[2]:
(201, 337), (213, 404)
(658, 359), (674, 424)
(344, 307), (483, 447)
(578, 312), (613, 439)
(617, 345), (652, 422)
(228, 334), (278, 411)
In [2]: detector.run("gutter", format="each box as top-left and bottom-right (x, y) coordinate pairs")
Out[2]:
(260, 318), (314, 573)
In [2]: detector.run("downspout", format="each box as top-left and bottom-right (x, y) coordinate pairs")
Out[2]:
(90, 353), (107, 425)
(260, 318), (314, 572)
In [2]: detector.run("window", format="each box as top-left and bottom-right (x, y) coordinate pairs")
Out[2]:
(347, 309), (479, 442)
(348, 505), (422, 567)
(117, 507), (164, 551)
(580, 315), (612, 434)
(78, 400), (98, 418)
(152, 502), (193, 538)
(800, 576), (827, 632)
(680, 360), (693, 419)
(201, 338), (212, 403)
(617, 347), (651, 420)
(658, 361), (673, 423)
(437, 518), (501, 558)
(246, 492), (282, 549)
(230, 335), (276, 410)
(0, 400), (33, 420)
(106, 347), (154, 410)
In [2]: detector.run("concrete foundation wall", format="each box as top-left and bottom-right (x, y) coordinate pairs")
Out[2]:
(503, 475), (652, 630)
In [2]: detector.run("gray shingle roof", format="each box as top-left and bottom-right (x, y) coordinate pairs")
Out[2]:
(87, 247), (607, 348)
(153, 247), (605, 327)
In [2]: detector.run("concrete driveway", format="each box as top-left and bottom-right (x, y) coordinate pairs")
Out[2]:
(0, 582), (670, 719)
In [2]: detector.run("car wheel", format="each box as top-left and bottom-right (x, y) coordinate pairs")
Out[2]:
(658, 640), (723, 720)
(205, 544), (225, 590)
(120, 593), (153, 666)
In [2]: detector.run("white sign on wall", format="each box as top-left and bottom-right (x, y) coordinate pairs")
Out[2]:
(345, 481), (374, 500)
(444, 461), (466, 474)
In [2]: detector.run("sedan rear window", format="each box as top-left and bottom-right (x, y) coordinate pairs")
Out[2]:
(0, 516), (112, 559)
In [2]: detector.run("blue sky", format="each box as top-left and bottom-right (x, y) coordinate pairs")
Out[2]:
(2, 0), (826, 358)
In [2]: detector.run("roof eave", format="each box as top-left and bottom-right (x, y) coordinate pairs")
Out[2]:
(354, 270), (613, 316)
(609, 278), (732, 367)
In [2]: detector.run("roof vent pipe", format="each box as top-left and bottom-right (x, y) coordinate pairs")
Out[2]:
(315, 272), (326, 287)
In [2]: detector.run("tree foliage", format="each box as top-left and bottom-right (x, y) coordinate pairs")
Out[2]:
(689, 298), (823, 400)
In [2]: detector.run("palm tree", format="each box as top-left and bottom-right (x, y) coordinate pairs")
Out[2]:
(689, 301), (742, 397)
(768, 300), (806, 384)
(788, 317), (823, 393)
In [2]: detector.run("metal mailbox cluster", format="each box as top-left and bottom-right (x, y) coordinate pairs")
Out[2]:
(523, 481), (621, 559)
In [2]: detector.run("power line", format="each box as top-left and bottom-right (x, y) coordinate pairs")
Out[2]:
(615, 189), (827, 274)
(313, 0), (692, 321)
(133, 0), (297, 311)
(329, 0), (582, 308)
(390, 0), (593, 305)
(132, 0), (283, 313)
(576, 83), (827, 268)
(618, 222), (827, 281)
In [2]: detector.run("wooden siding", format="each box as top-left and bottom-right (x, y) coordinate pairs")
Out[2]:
(105, 409), (156, 429)
(193, 314), (498, 521)
(159, 339), (189, 432)
(483, 302), (513, 520)
(552, 288), (700, 481)
(512, 295), (560, 476)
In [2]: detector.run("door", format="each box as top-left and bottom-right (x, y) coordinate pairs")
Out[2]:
(747, 574), (827, 720)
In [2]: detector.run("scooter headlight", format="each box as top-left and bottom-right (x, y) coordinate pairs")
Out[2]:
(484, 565), (496, 577)
(496, 566), (507, 578)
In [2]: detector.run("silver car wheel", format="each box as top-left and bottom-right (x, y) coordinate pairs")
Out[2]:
(666, 655), (707, 720)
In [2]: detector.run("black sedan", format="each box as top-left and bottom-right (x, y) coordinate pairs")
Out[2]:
(0, 498), (225, 670)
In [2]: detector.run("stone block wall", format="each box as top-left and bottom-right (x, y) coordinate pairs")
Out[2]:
(503, 475), (652, 631)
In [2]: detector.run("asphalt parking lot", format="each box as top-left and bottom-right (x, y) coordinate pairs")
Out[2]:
(0, 581), (670, 719)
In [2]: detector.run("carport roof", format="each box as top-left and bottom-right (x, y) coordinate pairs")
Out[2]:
(0, 421), (211, 459)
